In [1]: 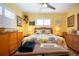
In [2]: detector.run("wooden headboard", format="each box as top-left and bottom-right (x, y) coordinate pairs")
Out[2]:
(34, 27), (53, 34)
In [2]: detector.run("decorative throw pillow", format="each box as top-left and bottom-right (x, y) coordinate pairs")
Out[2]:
(48, 37), (57, 43)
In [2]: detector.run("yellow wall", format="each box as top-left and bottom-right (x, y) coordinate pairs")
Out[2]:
(3, 4), (79, 36)
(4, 3), (27, 35)
(66, 4), (79, 33)
(27, 13), (67, 35)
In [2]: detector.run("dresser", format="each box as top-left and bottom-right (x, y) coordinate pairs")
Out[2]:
(64, 34), (79, 53)
(0, 32), (23, 56)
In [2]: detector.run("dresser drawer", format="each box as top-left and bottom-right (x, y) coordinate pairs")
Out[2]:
(10, 47), (17, 54)
(9, 43), (18, 54)
(9, 32), (18, 46)
(9, 39), (17, 45)
(72, 44), (79, 53)
(17, 32), (23, 41)
(0, 34), (9, 55)
(9, 43), (18, 51)
(9, 33), (17, 42)
(72, 36), (79, 46)
(18, 41), (21, 45)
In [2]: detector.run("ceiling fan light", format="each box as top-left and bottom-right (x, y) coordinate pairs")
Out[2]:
(42, 4), (47, 7)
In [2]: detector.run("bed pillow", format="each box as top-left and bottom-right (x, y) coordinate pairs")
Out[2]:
(45, 30), (51, 34)
(30, 37), (37, 41)
(35, 30), (42, 34)
(48, 37), (57, 43)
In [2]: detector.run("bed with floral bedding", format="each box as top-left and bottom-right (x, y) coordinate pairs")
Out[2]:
(14, 28), (68, 56)
(22, 33), (68, 49)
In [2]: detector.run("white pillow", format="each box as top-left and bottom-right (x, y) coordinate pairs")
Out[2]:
(35, 30), (42, 34)
(44, 30), (51, 34)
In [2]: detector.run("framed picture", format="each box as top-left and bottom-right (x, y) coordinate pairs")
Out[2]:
(29, 21), (35, 26)
(55, 20), (62, 26)
(67, 15), (74, 27)
(17, 16), (22, 27)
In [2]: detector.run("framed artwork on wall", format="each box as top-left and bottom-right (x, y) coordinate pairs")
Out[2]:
(67, 15), (74, 27)
(17, 16), (22, 27)
(55, 19), (62, 26)
(29, 21), (35, 26)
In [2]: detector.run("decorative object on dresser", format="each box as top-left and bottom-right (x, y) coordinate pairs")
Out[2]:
(17, 16), (22, 27)
(71, 29), (77, 34)
(67, 15), (74, 27)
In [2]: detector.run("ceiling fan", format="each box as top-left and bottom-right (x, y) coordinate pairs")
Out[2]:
(39, 3), (56, 10)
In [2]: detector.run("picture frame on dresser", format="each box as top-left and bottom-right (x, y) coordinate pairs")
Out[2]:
(17, 16), (22, 27)
(67, 15), (74, 27)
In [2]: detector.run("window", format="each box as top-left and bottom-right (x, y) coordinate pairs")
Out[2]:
(0, 5), (17, 28)
(44, 19), (51, 26)
(0, 6), (2, 15)
(36, 19), (43, 26)
(4, 8), (16, 20)
(35, 18), (51, 27)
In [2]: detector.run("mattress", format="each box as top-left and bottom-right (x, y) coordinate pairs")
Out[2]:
(22, 34), (68, 49)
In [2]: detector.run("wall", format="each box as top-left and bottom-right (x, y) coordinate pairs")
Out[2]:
(2, 3), (27, 36)
(2, 4), (79, 36)
(66, 4), (79, 33)
(27, 13), (67, 35)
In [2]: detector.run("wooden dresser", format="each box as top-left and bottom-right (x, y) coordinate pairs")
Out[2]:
(0, 32), (23, 56)
(64, 34), (79, 53)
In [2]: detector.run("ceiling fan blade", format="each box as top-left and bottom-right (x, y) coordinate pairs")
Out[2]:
(46, 3), (56, 10)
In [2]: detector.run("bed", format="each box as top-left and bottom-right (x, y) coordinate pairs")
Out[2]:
(14, 27), (69, 56)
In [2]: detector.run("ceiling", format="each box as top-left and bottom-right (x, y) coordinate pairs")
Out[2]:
(16, 3), (78, 13)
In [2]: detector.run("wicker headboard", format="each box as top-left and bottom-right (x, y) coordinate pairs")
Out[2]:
(34, 27), (53, 34)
